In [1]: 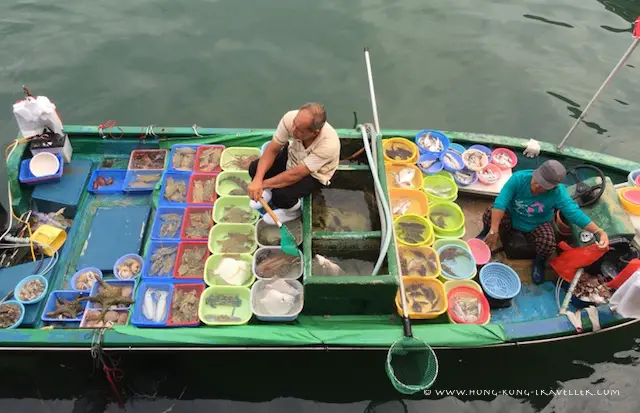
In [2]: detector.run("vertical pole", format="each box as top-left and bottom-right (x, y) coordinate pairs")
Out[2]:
(364, 47), (381, 135)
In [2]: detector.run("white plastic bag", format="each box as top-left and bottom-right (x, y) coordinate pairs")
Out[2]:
(13, 96), (63, 138)
(610, 270), (640, 318)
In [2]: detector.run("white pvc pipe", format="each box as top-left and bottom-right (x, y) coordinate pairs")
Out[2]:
(364, 48), (381, 135)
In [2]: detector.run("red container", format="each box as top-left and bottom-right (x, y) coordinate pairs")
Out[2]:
(127, 149), (168, 171)
(174, 242), (210, 279)
(447, 286), (491, 324)
(187, 173), (218, 205)
(490, 148), (518, 170)
(477, 163), (502, 185)
(180, 206), (214, 241)
(166, 283), (205, 327)
(194, 145), (225, 174)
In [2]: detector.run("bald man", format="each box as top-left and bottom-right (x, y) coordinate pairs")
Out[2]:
(247, 103), (341, 224)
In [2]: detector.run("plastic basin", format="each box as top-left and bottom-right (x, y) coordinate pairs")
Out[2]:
(462, 149), (489, 172)
(479, 262), (522, 299)
(131, 282), (174, 327)
(394, 214), (433, 247)
(159, 173), (190, 206)
(204, 254), (255, 287)
(0, 300), (25, 328)
(432, 238), (470, 253)
(414, 130), (450, 155)
(469, 144), (492, 161)
(87, 169), (127, 194)
(618, 187), (640, 215)
(251, 279), (304, 322)
(443, 279), (482, 294)
(386, 163), (423, 190)
(70, 267), (102, 292)
(440, 150), (465, 173)
(466, 238), (491, 265)
(19, 154), (63, 185)
(29, 152), (60, 177)
(491, 147), (518, 170)
(477, 164), (503, 185)
(390, 188), (429, 218)
(446, 286), (491, 324)
(113, 254), (144, 280)
(41, 291), (88, 323)
(187, 173), (218, 205)
(253, 247), (303, 280)
(143, 241), (180, 279)
(255, 218), (303, 247)
(199, 285), (252, 325)
(433, 226), (466, 240)
(194, 145), (225, 174)
(428, 201), (465, 234)
(437, 244), (476, 280)
(208, 223), (257, 255)
(213, 196), (259, 224)
(181, 206), (214, 241)
(123, 170), (163, 192)
(627, 169), (640, 187)
(449, 143), (466, 154)
(422, 174), (458, 202)
(220, 147), (261, 172)
(174, 242), (210, 279)
(395, 277), (447, 319)
(151, 207), (185, 241)
(167, 283), (206, 327)
(167, 144), (199, 173)
(15, 274), (48, 305)
(127, 149), (168, 171)
(87, 279), (135, 311)
(416, 152), (443, 175)
(382, 138), (419, 164)
(452, 169), (478, 187)
(215, 171), (251, 197)
(398, 246), (440, 278)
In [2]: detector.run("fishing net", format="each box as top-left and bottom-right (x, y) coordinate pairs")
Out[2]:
(385, 336), (438, 394)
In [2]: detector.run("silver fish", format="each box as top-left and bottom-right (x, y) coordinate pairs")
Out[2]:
(443, 153), (462, 170)
(418, 133), (444, 152)
(493, 153), (513, 168)
(392, 167), (415, 188)
(393, 198), (412, 215)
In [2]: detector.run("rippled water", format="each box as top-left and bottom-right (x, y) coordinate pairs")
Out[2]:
(0, 0), (639, 411)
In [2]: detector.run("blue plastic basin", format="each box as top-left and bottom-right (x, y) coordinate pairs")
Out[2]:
(1, 300), (25, 328)
(479, 262), (522, 300)
(14, 274), (48, 305)
(130, 282), (174, 327)
(414, 130), (450, 155)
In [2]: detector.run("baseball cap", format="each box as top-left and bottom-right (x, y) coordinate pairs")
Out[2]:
(533, 160), (566, 190)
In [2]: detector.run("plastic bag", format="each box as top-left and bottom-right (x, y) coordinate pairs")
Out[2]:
(610, 270), (640, 318)
(13, 96), (63, 138)
(549, 241), (609, 282)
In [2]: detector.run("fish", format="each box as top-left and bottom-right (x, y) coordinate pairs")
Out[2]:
(391, 167), (415, 188)
(424, 186), (453, 197)
(417, 132), (444, 152)
(442, 153), (462, 170)
(315, 254), (345, 276)
(492, 152), (513, 168)
(393, 198), (412, 215)
(463, 150), (488, 171)
(454, 170), (475, 185)
(386, 143), (413, 161)
(419, 159), (437, 170)
(480, 168), (499, 183)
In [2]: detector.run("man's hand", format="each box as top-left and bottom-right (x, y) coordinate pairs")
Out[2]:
(484, 231), (500, 251)
(596, 231), (610, 250)
(247, 179), (264, 202)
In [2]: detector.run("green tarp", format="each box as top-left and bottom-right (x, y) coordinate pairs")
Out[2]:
(112, 316), (507, 347)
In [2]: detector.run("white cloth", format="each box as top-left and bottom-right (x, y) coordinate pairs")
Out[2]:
(610, 270), (640, 318)
(13, 96), (63, 138)
(523, 139), (541, 158)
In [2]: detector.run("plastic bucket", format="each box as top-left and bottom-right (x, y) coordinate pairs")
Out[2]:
(15, 275), (48, 305)
(204, 253), (255, 287)
(449, 143), (466, 154)
(491, 148), (518, 170)
(440, 150), (465, 173)
(446, 286), (491, 324)
(433, 225), (465, 240)
(386, 163), (423, 190)
(414, 130), (450, 155)
(479, 262), (522, 300)
(627, 169), (640, 187)
(1, 301), (25, 329)
(452, 169), (478, 187)
(208, 223), (257, 255)
(383, 138), (419, 164)
(443, 279), (482, 294)
(250, 279), (304, 322)
(416, 152), (443, 175)
(477, 164), (503, 185)
(398, 245), (440, 278)
(199, 285), (252, 325)
(395, 277), (447, 319)
(390, 188), (429, 218)
(213, 196), (259, 224)
(618, 187), (640, 215)
(462, 149), (490, 172)
(394, 214), (433, 247)
(220, 147), (261, 172)
(469, 144), (493, 161)
(428, 201), (465, 234)
(422, 175), (458, 202)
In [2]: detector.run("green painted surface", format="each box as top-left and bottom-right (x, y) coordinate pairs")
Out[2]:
(3, 127), (636, 348)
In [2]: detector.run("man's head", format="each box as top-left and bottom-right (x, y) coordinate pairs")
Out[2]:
(531, 160), (566, 195)
(291, 103), (326, 142)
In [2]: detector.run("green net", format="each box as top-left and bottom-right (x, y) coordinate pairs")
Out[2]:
(385, 336), (438, 394)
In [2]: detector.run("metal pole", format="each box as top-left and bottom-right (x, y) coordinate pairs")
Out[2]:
(558, 37), (640, 149)
(559, 268), (584, 315)
(364, 47), (381, 134)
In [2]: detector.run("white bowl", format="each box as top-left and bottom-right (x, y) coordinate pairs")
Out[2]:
(29, 152), (60, 177)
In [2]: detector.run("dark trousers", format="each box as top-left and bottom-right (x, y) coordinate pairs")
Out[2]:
(482, 208), (556, 257)
(248, 146), (322, 209)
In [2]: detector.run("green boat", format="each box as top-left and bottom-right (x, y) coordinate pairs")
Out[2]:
(1, 121), (638, 353)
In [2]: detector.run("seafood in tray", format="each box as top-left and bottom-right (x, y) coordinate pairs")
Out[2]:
(127, 172), (162, 189)
(45, 293), (86, 320)
(479, 167), (500, 184)
(395, 218), (430, 245)
(163, 177), (188, 203)
(83, 310), (128, 328)
(223, 154), (259, 171)
(208, 255), (252, 286)
(462, 149), (489, 171)
(148, 246), (178, 277)
(454, 169), (476, 185)
(416, 132), (444, 153)
(211, 227), (256, 254)
(156, 212), (183, 239)
(176, 244), (208, 278)
(142, 287), (170, 323)
(87, 277), (134, 310)
(492, 152), (513, 168)
(17, 278), (46, 301)
(115, 256), (142, 279)
(392, 198), (412, 215)
(254, 248), (302, 280)
(188, 174), (217, 204)
(399, 248), (439, 277)
(385, 142), (414, 161)
(195, 146), (224, 172)
(183, 209), (213, 239)
(171, 146), (197, 171)
(74, 269), (99, 291)
(129, 150), (167, 170)
(390, 167), (416, 189)
(0, 302), (22, 328)
(169, 286), (203, 325)
(256, 218), (303, 246)
(199, 288), (250, 325)
(441, 152), (463, 170)
(572, 274), (612, 305)
(405, 282), (445, 314)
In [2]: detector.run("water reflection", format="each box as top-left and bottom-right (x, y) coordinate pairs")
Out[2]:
(546, 91), (609, 135)
(522, 14), (574, 28)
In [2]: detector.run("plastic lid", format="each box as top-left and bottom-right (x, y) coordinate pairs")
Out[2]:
(447, 286), (490, 324)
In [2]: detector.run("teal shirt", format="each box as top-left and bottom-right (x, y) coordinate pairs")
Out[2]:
(493, 170), (592, 232)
